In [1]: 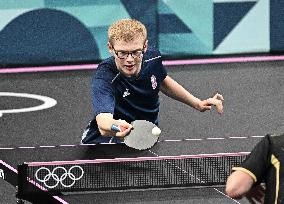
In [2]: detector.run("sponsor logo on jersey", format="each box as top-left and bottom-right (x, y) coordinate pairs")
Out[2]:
(123, 88), (130, 97)
(151, 75), (157, 89)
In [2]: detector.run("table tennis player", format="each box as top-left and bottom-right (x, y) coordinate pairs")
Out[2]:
(81, 18), (224, 144)
(226, 133), (284, 204)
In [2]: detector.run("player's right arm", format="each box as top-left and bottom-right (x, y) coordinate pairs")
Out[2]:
(226, 135), (271, 202)
(226, 171), (265, 203)
(226, 170), (255, 199)
(96, 113), (132, 137)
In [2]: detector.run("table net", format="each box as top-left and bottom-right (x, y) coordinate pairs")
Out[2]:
(17, 153), (248, 196)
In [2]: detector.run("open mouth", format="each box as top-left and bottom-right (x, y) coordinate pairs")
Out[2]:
(124, 65), (135, 70)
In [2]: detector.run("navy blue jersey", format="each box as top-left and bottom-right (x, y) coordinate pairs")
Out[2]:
(81, 47), (167, 144)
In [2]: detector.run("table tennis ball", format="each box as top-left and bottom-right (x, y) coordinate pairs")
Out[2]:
(152, 127), (161, 136)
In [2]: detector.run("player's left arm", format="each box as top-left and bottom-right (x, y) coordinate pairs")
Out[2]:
(160, 76), (224, 113)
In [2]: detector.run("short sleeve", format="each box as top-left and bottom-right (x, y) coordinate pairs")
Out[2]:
(91, 78), (115, 116)
(232, 135), (271, 183)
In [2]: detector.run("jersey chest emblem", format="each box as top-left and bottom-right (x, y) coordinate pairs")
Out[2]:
(123, 88), (130, 98)
(151, 75), (157, 90)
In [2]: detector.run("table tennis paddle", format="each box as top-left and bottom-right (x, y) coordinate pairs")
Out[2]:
(111, 120), (161, 150)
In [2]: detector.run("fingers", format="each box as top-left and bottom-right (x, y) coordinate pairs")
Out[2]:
(200, 105), (211, 112)
(245, 184), (265, 204)
(205, 98), (223, 114)
(212, 92), (224, 101)
(246, 196), (258, 204)
(207, 92), (224, 114)
(115, 128), (132, 137)
(114, 119), (133, 137)
(216, 101), (223, 114)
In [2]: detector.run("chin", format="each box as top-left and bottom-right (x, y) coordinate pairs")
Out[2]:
(124, 70), (137, 77)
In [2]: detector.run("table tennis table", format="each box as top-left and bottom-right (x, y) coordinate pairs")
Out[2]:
(1, 57), (283, 204)
(0, 140), (254, 204)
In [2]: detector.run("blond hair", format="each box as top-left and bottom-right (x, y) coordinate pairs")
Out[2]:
(108, 19), (147, 44)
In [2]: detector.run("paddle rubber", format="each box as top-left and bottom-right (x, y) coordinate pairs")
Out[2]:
(111, 120), (160, 150)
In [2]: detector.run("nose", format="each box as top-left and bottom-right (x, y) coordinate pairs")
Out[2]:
(125, 53), (134, 61)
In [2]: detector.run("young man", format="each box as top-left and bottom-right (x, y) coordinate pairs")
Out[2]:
(226, 133), (284, 204)
(81, 19), (224, 144)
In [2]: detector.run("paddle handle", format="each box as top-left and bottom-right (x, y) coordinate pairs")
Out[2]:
(111, 124), (127, 132)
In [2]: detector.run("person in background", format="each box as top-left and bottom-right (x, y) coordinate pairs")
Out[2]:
(226, 133), (284, 204)
(81, 19), (224, 144)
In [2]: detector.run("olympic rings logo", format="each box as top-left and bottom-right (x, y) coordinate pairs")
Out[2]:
(35, 166), (84, 189)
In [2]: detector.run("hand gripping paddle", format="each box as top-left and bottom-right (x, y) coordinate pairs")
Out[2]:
(111, 120), (161, 150)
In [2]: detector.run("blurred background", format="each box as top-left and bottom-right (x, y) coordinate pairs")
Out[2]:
(0, 0), (282, 67)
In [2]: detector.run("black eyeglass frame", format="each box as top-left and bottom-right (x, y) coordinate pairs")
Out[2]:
(111, 46), (145, 59)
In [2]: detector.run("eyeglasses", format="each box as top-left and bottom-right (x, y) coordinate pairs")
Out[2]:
(112, 47), (144, 59)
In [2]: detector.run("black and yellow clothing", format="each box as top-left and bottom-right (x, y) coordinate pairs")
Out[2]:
(233, 133), (284, 204)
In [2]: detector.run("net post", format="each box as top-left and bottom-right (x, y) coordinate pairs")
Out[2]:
(16, 163), (29, 202)
(17, 163), (62, 204)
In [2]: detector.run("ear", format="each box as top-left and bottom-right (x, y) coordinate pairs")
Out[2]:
(143, 40), (148, 52)
(107, 42), (114, 55)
